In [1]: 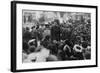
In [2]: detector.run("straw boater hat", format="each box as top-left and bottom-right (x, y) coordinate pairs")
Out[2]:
(28, 39), (36, 46)
(73, 44), (83, 53)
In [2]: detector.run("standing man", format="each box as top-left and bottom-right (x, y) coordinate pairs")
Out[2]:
(51, 19), (61, 41)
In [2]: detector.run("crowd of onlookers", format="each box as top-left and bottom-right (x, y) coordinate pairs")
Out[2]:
(22, 19), (91, 63)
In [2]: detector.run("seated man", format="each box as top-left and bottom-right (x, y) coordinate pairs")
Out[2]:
(73, 44), (84, 60)
(81, 42), (91, 59)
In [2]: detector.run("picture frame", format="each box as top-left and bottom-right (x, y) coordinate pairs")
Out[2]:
(11, 1), (98, 72)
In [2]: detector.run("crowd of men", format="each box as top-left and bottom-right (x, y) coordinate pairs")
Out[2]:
(22, 19), (91, 63)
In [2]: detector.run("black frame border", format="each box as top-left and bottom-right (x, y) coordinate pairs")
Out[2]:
(11, 1), (98, 72)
